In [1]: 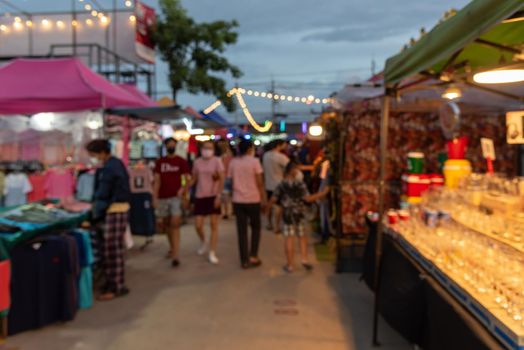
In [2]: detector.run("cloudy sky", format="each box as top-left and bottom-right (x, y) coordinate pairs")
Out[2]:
(10, 0), (470, 122)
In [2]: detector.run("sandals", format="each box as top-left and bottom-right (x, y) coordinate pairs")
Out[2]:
(97, 287), (130, 301)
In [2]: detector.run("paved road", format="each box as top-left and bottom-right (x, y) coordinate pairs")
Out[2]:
(8, 218), (410, 350)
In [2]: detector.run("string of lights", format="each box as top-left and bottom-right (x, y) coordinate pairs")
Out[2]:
(0, 0), (134, 32)
(234, 89), (273, 133)
(203, 86), (332, 117)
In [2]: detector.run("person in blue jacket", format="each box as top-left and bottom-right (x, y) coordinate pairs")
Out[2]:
(86, 139), (131, 301)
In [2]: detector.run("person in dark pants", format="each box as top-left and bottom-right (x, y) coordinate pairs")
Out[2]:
(227, 139), (267, 269)
(86, 139), (131, 301)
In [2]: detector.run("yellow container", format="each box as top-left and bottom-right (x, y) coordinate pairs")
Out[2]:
(443, 159), (472, 189)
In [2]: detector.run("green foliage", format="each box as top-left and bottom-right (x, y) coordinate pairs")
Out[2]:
(153, 0), (242, 111)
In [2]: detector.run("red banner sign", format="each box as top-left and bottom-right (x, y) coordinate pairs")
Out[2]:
(135, 0), (156, 64)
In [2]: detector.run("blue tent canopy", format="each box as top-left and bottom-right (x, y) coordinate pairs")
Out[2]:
(199, 110), (231, 127)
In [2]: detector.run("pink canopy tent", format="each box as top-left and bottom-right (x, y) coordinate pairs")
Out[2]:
(0, 58), (149, 115)
(118, 83), (158, 107)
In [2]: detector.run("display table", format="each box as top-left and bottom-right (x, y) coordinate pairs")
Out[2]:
(364, 223), (512, 349)
(0, 205), (88, 340)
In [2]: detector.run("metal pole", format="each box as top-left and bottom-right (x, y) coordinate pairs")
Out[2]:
(28, 14), (33, 55)
(112, 0), (117, 52)
(72, 0), (77, 55)
(372, 93), (391, 347)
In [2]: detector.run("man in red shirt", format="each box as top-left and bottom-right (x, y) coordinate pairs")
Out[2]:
(153, 138), (191, 267)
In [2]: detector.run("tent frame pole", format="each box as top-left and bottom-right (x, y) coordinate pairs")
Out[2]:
(372, 92), (392, 347)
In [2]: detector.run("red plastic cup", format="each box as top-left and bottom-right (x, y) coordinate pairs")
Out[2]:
(447, 137), (468, 159)
(387, 210), (399, 225)
(398, 210), (410, 221)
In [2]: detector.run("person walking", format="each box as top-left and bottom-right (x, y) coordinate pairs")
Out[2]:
(192, 141), (225, 264)
(228, 139), (266, 269)
(86, 139), (131, 301)
(262, 140), (289, 234)
(269, 161), (329, 273)
(153, 137), (191, 268)
(217, 140), (234, 219)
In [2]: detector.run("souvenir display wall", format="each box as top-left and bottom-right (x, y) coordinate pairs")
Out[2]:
(341, 109), (516, 234)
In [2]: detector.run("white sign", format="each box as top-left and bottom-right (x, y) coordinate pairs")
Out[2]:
(481, 138), (496, 160)
(506, 111), (524, 144)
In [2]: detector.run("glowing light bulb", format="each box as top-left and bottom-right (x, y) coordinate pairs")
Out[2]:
(91, 10), (98, 17)
(307, 95), (314, 101)
(254, 91), (260, 97)
(247, 90), (253, 95)
(473, 69), (524, 84)
(280, 95), (286, 100)
(26, 20), (33, 27)
(125, 0), (133, 7)
(72, 20), (78, 27)
(301, 97), (307, 103)
(14, 17), (21, 23)
(315, 98), (321, 104)
(129, 15), (136, 23)
(13, 21), (23, 31)
(41, 19), (51, 28)
(273, 94), (279, 100)
(100, 16), (110, 25)
(267, 93), (272, 98)
(287, 96), (293, 101)
(0, 25), (8, 32)
(294, 97), (300, 102)
(261, 92), (267, 97)
(322, 98), (328, 104)
(56, 20), (65, 29)
(309, 124), (323, 137)
(85, 4), (92, 10)
(86, 18), (94, 26)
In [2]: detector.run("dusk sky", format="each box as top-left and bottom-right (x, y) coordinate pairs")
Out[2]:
(9, 0), (470, 122)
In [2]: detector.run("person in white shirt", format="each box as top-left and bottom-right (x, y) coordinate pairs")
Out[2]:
(262, 140), (289, 234)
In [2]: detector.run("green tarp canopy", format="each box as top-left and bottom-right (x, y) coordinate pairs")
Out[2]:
(384, 0), (524, 86)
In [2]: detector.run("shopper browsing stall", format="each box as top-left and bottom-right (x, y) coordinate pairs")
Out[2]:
(153, 138), (191, 268)
(228, 139), (266, 269)
(86, 139), (131, 301)
(192, 141), (225, 265)
(270, 161), (328, 273)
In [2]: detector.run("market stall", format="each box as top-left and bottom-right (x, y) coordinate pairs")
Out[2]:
(364, 1), (524, 349)
(0, 57), (153, 339)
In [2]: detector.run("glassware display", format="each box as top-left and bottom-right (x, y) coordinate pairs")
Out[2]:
(388, 174), (524, 337)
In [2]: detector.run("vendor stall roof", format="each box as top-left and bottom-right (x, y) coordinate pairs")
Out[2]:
(200, 110), (231, 127)
(385, 0), (524, 86)
(0, 58), (149, 115)
(117, 84), (158, 108)
(107, 105), (222, 129)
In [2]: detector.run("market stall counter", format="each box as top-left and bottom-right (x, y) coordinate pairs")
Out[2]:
(366, 181), (524, 350)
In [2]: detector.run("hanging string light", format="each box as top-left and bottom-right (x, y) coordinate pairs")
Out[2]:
(234, 89), (273, 133)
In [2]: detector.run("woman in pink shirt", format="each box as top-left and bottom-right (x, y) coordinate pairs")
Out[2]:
(192, 141), (225, 264)
(227, 139), (267, 269)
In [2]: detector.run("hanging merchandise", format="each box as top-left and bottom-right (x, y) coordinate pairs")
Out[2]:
(76, 171), (95, 203)
(4, 172), (32, 207)
(44, 168), (75, 200)
(27, 173), (46, 203)
(142, 139), (160, 159)
(128, 165), (155, 237)
(129, 140), (144, 160)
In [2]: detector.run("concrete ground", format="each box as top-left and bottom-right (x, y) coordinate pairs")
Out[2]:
(6, 219), (410, 350)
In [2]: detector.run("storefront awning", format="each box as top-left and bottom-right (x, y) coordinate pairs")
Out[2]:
(384, 0), (524, 85)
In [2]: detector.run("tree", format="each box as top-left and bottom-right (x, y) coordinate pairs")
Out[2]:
(153, 0), (242, 111)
